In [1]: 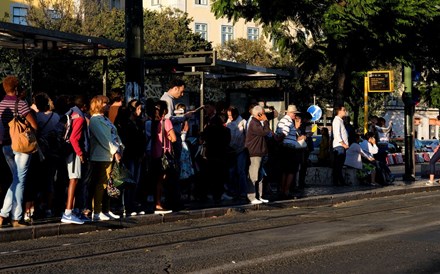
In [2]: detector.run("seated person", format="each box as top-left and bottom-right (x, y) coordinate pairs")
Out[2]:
(344, 133), (378, 186)
(360, 132), (394, 185)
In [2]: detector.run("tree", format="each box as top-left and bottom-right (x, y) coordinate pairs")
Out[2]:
(211, 0), (440, 110)
(143, 8), (211, 54)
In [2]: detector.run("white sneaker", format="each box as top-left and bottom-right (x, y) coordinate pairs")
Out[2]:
(154, 209), (172, 215)
(259, 198), (269, 203)
(130, 212), (137, 216)
(105, 211), (120, 220)
(93, 212), (110, 221)
(138, 211), (146, 215)
(61, 213), (84, 225)
(250, 199), (263, 205)
(426, 180), (435, 186)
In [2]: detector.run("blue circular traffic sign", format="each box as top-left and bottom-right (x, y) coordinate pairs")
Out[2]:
(307, 105), (322, 122)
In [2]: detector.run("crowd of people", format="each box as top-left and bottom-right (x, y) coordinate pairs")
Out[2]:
(0, 76), (400, 228)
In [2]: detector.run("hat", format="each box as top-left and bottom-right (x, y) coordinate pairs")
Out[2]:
(286, 105), (300, 114)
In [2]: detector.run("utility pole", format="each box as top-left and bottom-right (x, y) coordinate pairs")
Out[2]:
(402, 65), (415, 181)
(125, 0), (144, 102)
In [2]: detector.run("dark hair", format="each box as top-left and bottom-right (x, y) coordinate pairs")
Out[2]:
(128, 99), (142, 113)
(227, 106), (239, 118)
(364, 131), (376, 140)
(108, 88), (123, 103)
(74, 95), (88, 109)
(156, 100), (168, 119)
(334, 105), (345, 114)
(34, 92), (51, 112)
(167, 78), (185, 90)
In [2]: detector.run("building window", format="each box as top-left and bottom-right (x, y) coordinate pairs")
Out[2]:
(195, 23), (208, 40)
(12, 7), (27, 25)
(221, 25), (233, 45)
(247, 27), (259, 41)
(110, 0), (121, 9)
(47, 9), (61, 20)
(195, 0), (208, 5)
(151, 0), (160, 6)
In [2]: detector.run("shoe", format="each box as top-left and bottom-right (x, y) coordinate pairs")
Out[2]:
(138, 211), (145, 215)
(61, 213), (84, 225)
(105, 211), (120, 220)
(130, 212), (137, 216)
(78, 214), (91, 222)
(93, 212), (110, 221)
(221, 193), (234, 201)
(259, 198), (269, 203)
(12, 220), (28, 227)
(426, 180), (435, 186)
(250, 199), (263, 205)
(24, 212), (31, 222)
(154, 209), (172, 214)
(45, 210), (54, 218)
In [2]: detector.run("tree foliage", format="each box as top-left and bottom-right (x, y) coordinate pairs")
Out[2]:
(211, 0), (440, 111)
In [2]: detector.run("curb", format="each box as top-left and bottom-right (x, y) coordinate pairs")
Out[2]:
(1, 184), (439, 243)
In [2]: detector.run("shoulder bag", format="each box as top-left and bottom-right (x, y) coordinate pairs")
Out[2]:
(8, 100), (37, 153)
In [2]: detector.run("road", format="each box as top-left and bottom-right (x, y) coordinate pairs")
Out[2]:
(1, 189), (440, 273)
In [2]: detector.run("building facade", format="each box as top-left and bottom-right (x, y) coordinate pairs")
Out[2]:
(0, 0), (124, 25)
(143, 0), (267, 48)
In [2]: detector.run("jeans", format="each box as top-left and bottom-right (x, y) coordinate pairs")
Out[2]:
(0, 145), (31, 221)
(332, 146), (346, 185)
(228, 150), (248, 196)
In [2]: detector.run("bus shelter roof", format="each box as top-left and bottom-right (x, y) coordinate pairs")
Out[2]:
(145, 51), (295, 81)
(0, 21), (124, 50)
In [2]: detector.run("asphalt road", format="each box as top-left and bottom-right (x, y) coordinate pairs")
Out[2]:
(1, 188), (440, 274)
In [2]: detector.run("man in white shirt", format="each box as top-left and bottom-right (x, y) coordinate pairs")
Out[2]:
(332, 105), (349, 186)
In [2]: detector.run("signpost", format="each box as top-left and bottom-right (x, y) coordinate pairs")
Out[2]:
(364, 70), (394, 132)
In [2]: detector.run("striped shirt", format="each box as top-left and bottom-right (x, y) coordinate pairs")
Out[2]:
(276, 114), (298, 147)
(0, 95), (31, 145)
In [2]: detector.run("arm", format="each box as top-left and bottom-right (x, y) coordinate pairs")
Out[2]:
(25, 112), (38, 131)
(69, 116), (85, 158)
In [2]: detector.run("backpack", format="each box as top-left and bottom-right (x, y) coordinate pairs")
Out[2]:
(59, 108), (75, 157)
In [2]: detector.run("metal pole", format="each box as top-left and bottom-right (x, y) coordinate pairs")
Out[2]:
(125, 0), (144, 101)
(403, 65), (415, 181)
(364, 76), (369, 133)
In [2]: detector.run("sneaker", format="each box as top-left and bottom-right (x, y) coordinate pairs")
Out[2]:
(130, 212), (137, 216)
(250, 199), (263, 205)
(221, 193), (234, 201)
(78, 214), (91, 222)
(61, 213), (84, 225)
(93, 212), (110, 221)
(259, 198), (269, 203)
(24, 212), (31, 222)
(426, 180), (435, 186)
(138, 211), (146, 215)
(105, 211), (120, 220)
(154, 209), (172, 214)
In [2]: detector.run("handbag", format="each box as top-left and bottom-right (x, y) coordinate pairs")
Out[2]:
(160, 119), (176, 172)
(107, 158), (136, 199)
(8, 100), (37, 153)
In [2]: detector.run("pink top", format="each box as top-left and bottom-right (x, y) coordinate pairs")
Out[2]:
(152, 118), (173, 159)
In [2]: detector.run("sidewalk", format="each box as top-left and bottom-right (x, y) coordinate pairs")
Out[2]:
(1, 166), (439, 242)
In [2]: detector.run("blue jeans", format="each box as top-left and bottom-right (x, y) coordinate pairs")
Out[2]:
(0, 145), (31, 221)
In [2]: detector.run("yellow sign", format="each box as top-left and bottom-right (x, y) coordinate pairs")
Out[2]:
(367, 70), (394, 92)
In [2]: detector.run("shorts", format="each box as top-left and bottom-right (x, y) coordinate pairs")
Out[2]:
(66, 153), (82, 179)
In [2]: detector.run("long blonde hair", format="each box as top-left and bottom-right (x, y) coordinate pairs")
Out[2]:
(89, 95), (109, 115)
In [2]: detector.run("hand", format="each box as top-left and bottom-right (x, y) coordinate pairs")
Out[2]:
(114, 152), (122, 163)
(79, 155), (84, 164)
